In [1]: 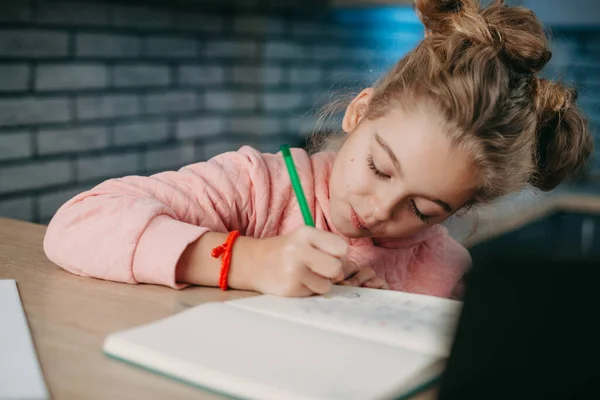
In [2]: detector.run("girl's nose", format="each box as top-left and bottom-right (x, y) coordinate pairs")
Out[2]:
(371, 196), (397, 222)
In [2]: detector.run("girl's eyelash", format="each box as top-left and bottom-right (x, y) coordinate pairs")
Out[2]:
(410, 200), (432, 224)
(366, 154), (430, 223)
(367, 154), (391, 180)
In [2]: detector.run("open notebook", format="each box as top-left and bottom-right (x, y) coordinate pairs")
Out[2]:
(103, 286), (462, 400)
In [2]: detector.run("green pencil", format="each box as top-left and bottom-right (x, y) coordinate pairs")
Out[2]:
(281, 144), (315, 227)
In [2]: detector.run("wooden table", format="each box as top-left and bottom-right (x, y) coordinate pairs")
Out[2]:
(0, 217), (437, 400)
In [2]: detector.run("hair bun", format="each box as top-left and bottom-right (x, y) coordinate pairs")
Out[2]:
(437, 0), (463, 13)
(529, 78), (593, 191)
(416, 0), (553, 75)
(482, 1), (552, 74)
(415, 0), (480, 37)
(536, 78), (575, 121)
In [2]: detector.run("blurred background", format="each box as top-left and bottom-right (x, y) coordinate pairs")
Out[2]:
(0, 0), (599, 249)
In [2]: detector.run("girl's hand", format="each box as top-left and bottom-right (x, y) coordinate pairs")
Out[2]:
(248, 226), (349, 297)
(339, 267), (389, 290)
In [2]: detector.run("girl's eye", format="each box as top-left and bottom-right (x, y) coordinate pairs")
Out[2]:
(367, 154), (391, 180)
(410, 200), (432, 224)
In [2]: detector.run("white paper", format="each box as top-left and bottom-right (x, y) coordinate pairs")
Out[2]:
(229, 285), (462, 357)
(0, 280), (49, 400)
(104, 302), (437, 400)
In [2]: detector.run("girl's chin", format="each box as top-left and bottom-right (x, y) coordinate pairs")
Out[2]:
(341, 231), (362, 239)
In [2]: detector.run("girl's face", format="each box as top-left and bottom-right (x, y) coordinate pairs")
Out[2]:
(329, 89), (479, 239)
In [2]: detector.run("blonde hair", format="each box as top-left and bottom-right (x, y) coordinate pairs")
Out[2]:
(316, 0), (593, 204)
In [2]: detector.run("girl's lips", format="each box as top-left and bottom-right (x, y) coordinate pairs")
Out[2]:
(350, 207), (368, 231)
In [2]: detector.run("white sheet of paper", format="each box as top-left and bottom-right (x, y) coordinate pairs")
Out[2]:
(0, 280), (49, 400)
(229, 286), (462, 357)
(104, 302), (437, 400)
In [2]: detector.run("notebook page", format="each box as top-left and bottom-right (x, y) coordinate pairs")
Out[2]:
(104, 302), (438, 400)
(228, 286), (462, 357)
(0, 280), (49, 400)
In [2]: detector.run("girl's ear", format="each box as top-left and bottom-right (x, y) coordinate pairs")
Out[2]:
(342, 88), (374, 134)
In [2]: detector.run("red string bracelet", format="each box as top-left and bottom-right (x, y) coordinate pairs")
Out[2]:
(211, 230), (241, 291)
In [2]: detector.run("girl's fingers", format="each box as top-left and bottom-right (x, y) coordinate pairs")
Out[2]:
(332, 260), (359, 283)
(301, 268), (333, 295)
(362, 277), (389, 289)
(339, 268), (389, 290)
(295, 226), (348, 258)
(302, 247), (343, 280)
(339, 268), (376, 287)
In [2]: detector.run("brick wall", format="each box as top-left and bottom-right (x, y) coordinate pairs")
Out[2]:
(0, 0), (598, 224)
(0, 0), (417, 223)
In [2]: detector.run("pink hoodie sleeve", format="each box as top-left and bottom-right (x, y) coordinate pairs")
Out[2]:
(348, 228), (472, 299)
(43, 147), (266, 289)
(400, 234), (472, 298)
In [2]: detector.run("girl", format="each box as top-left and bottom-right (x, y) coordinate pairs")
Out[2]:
(44, 0), (593, 299)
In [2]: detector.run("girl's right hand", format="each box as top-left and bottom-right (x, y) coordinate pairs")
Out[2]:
(248, 226), (349, 297)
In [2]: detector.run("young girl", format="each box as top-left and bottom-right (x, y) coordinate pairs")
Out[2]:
(43, 0), (593, 299)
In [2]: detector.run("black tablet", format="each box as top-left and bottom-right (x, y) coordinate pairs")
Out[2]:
(438, 252), (600, 400)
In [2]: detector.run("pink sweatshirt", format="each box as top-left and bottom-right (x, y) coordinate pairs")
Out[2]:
(43, 146), (471, 298)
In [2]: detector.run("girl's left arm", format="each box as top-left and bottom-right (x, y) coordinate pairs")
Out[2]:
(403, 235), (472, 298)
(345, 232), (471, 298)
